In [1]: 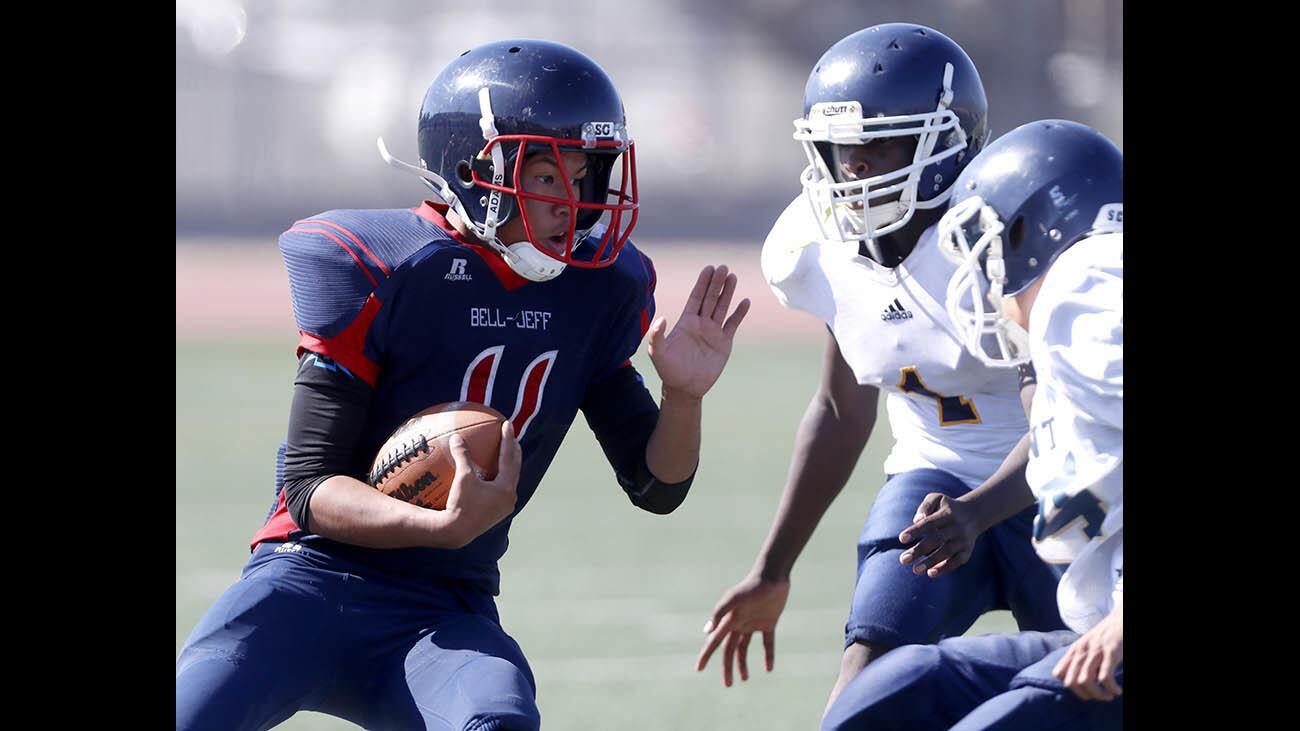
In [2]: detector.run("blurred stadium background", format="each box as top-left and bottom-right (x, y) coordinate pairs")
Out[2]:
(176, 1), (1121, 728)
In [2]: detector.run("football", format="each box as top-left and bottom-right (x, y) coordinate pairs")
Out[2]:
(367, 401), (506, 510)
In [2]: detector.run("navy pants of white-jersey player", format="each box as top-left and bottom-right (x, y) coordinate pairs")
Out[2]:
(176, 542), (540, 731)
(845, 469), (1065, 650)
(822, 630), (1124, 730)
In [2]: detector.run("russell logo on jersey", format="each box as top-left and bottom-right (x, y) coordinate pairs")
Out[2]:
(445, 258), (473, 282)
(881, 298), (914, 322)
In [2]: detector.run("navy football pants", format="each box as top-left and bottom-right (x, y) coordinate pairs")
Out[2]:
(846, 469), (1065, 649)
(176, 543), (540, 731)
(822, 630), (1124, 730)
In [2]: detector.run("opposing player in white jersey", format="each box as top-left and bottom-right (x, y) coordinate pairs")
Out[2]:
(695, 24), (1065, 715)
(822, 119), (1123, 730)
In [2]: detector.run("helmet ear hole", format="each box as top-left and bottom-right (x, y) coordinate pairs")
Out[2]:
(1008, 215), (1026, 251)
(456, 160), (475, 188)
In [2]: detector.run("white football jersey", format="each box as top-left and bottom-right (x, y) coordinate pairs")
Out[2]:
(1024, 233), (1124, 635)
(761, 195), (1028, 488)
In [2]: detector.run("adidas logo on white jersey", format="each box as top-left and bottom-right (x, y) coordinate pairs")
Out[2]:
(881, 298), (914, 322)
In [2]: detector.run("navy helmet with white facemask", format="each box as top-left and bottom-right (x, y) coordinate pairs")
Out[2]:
(794, 23), (989, 264)
(939, 119), (1124, 366)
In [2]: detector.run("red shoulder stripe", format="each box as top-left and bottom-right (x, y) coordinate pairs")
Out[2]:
(289, 226), (380, 289)
(297, 218), (393, 276)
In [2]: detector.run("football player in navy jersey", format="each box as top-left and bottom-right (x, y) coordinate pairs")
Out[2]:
(176, 39), (749, 731)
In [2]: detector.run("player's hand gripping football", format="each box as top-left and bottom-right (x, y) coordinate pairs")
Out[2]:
(648, 265), (751, 400)
(1053, 601), (1123, 701)
(695, 574), (790, 686)
(898, 492), (984, 578)
(441, 421), (522, 549)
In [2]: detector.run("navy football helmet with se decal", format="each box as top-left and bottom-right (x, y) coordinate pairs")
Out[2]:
(939, 119), (1123, 366)
(379, 39), (638, 282)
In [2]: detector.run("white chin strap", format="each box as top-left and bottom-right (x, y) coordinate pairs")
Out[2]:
(826, 200), (907, 263)
(938, 196), (1032, 367)
(376, 86), (570, 283)
(494, 241), (567, 282)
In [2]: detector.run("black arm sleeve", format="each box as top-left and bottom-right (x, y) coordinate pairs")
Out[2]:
(581, 364), (695, 515)
(281, 352), (375, 532)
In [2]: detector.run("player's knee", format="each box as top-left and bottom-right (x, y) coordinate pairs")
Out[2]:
(176, 651), (269, 731)
(870, 644), (944, 686)
(457, 656), (540, 731)
(949, 685), (1111, 731)
(463, 712), (540, 731)
(822, 645), (945, 731)
(463, 704), (540, 731)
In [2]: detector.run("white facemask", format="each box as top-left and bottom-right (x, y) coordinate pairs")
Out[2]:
(794, 62), (967, 263)
(937, 195), (1032, 367)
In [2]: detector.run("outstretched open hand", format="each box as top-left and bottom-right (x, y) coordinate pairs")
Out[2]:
(648, 265), (751, 399)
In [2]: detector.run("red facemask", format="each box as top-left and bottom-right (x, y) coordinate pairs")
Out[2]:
(470, 135), (639, 268)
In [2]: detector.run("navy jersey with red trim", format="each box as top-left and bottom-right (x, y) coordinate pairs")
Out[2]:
(251, 202), (657, 594)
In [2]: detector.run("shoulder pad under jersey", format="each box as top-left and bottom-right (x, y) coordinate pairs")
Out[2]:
(279, 208), (451, 338)
(760, 195), (834, 321)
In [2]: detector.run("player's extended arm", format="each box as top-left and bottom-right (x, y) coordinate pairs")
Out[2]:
(898, 370), (1040, 577)
(281, 352), (521, 550)
(644, 264), (750, 481)
(583, 265), (749, 515)
(696, 330), (878, 685)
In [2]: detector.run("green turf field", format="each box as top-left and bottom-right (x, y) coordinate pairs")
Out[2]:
(176, 337), (1018, 730)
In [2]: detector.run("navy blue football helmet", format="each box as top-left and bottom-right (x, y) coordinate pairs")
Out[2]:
(794, 23), (989, 262)
(378, 39), (637, 281)
(939, 119), (1123, 365)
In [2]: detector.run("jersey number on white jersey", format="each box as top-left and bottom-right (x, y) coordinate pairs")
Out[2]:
(1032, 451), (1107, 561)
(898, 367), (981, 426)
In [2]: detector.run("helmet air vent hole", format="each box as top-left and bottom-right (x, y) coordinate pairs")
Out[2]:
(1008, 216), (1026, 251)
(455, 161), (475, 188)
(915, 29), (927, 35)
(889, 40), (901, 50)
(460, 50), (470, 56)
(509, 46), (521, 53)
(874, 63), (885, 74)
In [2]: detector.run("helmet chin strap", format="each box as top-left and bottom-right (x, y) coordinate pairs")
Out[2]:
(475, 86), (568, 282)
(494, 241), (567, 282)
(837, 203), (899, 264)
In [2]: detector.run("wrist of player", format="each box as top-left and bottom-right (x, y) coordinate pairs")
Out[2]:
(753, 556), (794, 584)
(421, 507), (478, 550)
(661, 382), (705, 404)
(953, 492), (996, 535)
